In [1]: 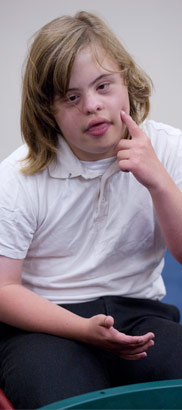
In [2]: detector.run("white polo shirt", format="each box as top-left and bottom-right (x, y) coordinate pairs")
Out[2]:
(0, 120), (182, 304)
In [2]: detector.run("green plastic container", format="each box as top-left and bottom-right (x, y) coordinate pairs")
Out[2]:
(38, 379), (182, 409)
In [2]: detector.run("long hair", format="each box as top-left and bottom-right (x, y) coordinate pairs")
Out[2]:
(20, 11), (152, 174)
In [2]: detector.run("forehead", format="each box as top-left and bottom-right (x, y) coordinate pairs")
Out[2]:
(68, 46), (120, 88)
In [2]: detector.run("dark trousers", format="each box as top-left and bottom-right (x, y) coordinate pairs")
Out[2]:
(0, 296), (182, 409)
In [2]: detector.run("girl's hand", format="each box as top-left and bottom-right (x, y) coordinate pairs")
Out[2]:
(116, 111), (166, 191)
(83, 314), (155, 360)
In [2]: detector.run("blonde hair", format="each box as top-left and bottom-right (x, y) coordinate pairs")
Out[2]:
(20, 11), (153, 174)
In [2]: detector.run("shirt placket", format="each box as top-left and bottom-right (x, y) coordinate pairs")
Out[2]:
(94, 161), (119, 228)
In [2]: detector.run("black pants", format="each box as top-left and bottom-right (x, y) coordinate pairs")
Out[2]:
(0, 296), (182, 409)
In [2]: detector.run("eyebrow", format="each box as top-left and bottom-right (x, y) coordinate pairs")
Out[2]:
(67, 73), (116, 92)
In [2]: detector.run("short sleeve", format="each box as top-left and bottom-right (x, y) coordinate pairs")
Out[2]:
(143, 120), (182, 191)
(0, 159), (38, 259)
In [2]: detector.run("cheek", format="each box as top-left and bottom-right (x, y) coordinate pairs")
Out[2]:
(118, 84), (129, 108)
(56, 113), (79, 139)
(54, 111), (69, 132)
(119, 90), (130, 113)
(111, 94), (129, 125)
(111, 88), (129, 113)
(125, 98), (130, 114)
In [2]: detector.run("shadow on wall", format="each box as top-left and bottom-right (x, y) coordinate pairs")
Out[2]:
(162, 249), (182, 323)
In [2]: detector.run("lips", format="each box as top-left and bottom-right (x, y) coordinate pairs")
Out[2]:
(86, 119), (111, 137)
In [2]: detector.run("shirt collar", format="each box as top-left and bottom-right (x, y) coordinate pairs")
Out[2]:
(48, 135), (119, 180)
(48, 136), (84, 179)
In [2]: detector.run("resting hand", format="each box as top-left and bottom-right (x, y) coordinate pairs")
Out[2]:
(116, 111), (166, 191)
(83, 314), (155, 361)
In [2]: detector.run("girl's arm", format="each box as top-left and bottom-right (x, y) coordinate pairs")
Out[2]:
(117, 111), (182, 263)
(0, 256), (87, 338)
(0, 255), (154, 360)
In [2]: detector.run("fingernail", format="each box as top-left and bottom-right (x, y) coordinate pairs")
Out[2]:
(121, 110), (126, 115)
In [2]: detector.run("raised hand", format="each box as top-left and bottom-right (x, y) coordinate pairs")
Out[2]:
(116, 111), (166, 191)
(83, 314), (155, 360)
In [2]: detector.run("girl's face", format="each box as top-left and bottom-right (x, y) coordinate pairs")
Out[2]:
(52, 46), (130, 161)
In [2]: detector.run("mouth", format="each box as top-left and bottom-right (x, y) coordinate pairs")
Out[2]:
(85, 118), (111, 137)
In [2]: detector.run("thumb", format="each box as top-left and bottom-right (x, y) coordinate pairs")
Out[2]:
(102, 315), (114, 329)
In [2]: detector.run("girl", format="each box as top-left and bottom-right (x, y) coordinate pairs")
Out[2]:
(0, 11), (182, 409)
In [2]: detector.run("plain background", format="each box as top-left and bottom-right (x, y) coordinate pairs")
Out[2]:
(1, 0), (182, 161)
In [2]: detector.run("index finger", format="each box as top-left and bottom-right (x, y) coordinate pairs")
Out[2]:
(118, 332), (155, 346)
(133, 332), (155, 346)
(120, 110), (141, 138)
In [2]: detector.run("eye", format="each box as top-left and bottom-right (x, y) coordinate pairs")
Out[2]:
(69, 95), (77, 102)
(66, 94), (80, 104)
(97, 82), (110, 91)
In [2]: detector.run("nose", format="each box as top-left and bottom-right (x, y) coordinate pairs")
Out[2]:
(81, 92), (103, 114)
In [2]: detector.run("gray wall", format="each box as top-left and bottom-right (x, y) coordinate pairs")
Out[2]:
(1, 0), (182, 161)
